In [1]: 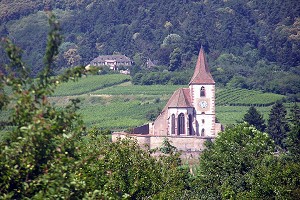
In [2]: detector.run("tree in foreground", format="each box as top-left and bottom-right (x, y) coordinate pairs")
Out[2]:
(243, 106), (266, 132)
(192, 121), (300, 199)
(192, 123), (274, 199)
(0, 13), (86, 199)
(77, 133), (189, 199)
(239, 154), (300, 199)
(267, 101), (289, 149)
(0, 13), (190, 199)
(241, 104), (300, 198)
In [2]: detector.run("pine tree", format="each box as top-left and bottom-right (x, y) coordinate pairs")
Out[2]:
(289, 103), (300, 125)
(267, 102), (289, 149)
(286, 103), (300, 161)
(243, 106), (266, 132)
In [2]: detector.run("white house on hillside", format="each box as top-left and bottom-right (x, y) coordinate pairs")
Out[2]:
(90, 55), (132, 70)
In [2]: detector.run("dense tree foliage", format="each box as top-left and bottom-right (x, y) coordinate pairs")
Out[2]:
(240, 154), (300, 199)
(0, 0), (299, 96)
(191, 124), (274, 199)
(267, 101), (290, 149)
(242, 105), (300, 198)
(243, 106), (266, 132)
(286, 103), (300, 161)
(192, 122), (300, 199)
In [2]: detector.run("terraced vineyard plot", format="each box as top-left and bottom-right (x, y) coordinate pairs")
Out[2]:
(235, 93), (285, 105)
(216, 88), (285, 106)
(78, 98), (166, 129)
(93, 84), (184, 96)
(48, 74), (289, 128)
(52, 74), (130, 96)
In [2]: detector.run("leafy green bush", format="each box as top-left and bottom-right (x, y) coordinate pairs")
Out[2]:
(192, 123), (274, 199)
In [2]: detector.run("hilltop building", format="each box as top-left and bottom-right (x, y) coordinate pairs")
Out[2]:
(113, 47), (223, 152)
(90, 55), (132, 70)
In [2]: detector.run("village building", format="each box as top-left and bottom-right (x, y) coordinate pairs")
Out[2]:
(113, 47), (223, 152)
(90, 55), (132, 70)
(146, 58), (157, 69)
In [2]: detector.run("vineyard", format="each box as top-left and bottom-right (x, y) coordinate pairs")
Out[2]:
(78, 97), (166, 129)
(92, 83), (184, 96)
(216, 88), (285, 106)
(52, 74), (130, 96)
(46, 74), (288, 129)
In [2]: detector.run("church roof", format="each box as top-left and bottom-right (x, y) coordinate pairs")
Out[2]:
(189, 46), (215, 85)
(164, 88), (192, 109)
(153, 88), (192, 124)
(168, 88), (192, 107)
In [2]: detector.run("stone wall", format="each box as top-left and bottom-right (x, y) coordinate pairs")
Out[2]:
(112, 132), (213, 152)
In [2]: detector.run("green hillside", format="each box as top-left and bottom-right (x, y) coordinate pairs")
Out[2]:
(49, 74), (286, 130)
(1, 74), (286, 130)
(0, 0), (299, 96)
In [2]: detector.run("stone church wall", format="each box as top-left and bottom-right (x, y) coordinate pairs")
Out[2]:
(112, 132), (213, 152)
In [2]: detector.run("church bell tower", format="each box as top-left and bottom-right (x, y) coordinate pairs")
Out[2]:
(189, 46), (216, 136)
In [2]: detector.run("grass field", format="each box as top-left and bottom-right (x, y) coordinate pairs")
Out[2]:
(1, 74), (289, 131)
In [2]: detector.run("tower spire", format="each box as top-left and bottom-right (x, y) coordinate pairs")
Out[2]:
(189, 46), (215, 85)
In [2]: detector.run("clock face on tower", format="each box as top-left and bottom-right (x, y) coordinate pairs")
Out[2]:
(199, 100), (208, 108)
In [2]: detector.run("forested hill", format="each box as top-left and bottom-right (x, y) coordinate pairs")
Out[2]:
(0, 0), (299, 96)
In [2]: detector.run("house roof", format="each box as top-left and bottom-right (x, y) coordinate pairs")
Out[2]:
(189, 46), (215, 85)
(91, 55), (131, 63)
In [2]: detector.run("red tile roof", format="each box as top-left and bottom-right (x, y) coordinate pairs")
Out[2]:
(189, 46), (215, 85)
(167, 88), (192, 108)
(153, 88), (192, 126)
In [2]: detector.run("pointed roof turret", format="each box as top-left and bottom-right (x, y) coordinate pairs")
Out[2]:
(189, 46), (215, 85)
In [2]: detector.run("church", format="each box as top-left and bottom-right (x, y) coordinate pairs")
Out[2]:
(113, 46), (223, 151)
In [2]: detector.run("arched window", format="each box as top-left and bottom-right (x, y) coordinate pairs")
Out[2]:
(178, 113), (185, 135)
(200, 86), (206, 97)
(201, 128), (205, 136)
(188, 114), (193, 135)
(171, 114), (175, 135)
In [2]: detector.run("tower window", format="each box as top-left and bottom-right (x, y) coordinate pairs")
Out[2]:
(201, 128), (205, 136)
(200, 86), (206, 97)
(171, 114), (175, 135)
(178, 113), (185, 135)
